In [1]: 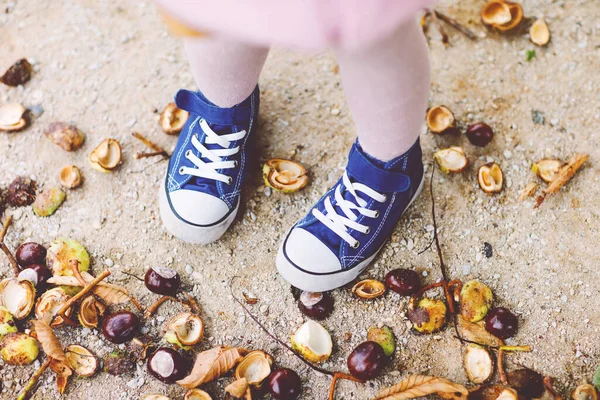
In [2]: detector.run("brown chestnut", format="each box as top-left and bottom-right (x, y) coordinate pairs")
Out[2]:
(298, 292), (334, 320)
(347, 341), (388, 381)
(466, 123), (494, 147)
(147, 347), (190, 384)
(385, 269), (421, 296)
(15, 242), (46, 268)
(144, 266), (180, 296)
(102, 311), (140, 344)
(18, 264), (52, 292)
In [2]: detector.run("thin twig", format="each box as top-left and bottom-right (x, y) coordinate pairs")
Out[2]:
(135, 151), (167, 160)
(434, 11), (479, 40)
(0, 216), (19, 276)
(120, 271), (144, 282)
(230, 277), (334, 377)
(54, 270), (111, 322)
(16, 358), (51, 400)
(145, 295), (171, 318)
(429, 9), (449, 45)
(498, 349), (508, 385)
(70, 260), (87, 286)
(132, 132), (169, 158)
(328, 372), (364, 400)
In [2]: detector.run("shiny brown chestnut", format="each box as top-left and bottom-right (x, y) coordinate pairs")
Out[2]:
(347, 341), (388, 381)
(484, 307), (518, 339)
(466, 123), (494, 147)
(298, 291), (334, 320)
(144, 266), (181, 296)
(385, 269), (421, 296)
(147, 347), (190, 384)
(102, 311), (140, 344)
(16, 242), (46, 268)
(268, 368), (302, 400)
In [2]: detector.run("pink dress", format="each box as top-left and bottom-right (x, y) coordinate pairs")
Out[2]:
(155, 0), (436, 50)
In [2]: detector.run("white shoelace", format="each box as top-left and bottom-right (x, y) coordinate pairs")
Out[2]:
(312, 172), (387, 249)
(178, 119), (246, 185)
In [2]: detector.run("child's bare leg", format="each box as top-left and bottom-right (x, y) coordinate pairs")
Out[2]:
(336, 18), (430, 161)
(183, 37), (269, 107)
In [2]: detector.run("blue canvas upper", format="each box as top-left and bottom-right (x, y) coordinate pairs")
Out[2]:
(164, 87), (259, 226)
(284, 139), (424, 272)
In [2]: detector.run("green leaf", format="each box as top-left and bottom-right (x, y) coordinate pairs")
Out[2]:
(526, 50), (537, 62)
(593, 364), (600, 391)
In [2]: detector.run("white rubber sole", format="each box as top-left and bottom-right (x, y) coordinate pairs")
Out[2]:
(159, 184), (238, 244)
(276, 176), (426, 292)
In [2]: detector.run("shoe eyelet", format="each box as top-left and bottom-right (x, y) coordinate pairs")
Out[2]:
(374, 210), (380, 218)
(381, 195), (388, 202)
(233, 160), (238, 168)
(227, 177), (233, 185)
(351, 241), (360, 249)
(185, 150), (191, 157)
(178, 167), (185, 175)
(365, 227), (371, 234)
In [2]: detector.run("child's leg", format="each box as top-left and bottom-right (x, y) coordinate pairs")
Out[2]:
(277, 18), (430, 291)
(335, 18), (430, 161)
(183, 37), (269, 107)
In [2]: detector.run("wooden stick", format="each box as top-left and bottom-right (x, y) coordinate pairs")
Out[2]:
(498, 349), (508, 385)
(430, 10), (449, 45)
(0, 216), (19, 276)
(16, 358), (51, 400)
(70, 260), (87, 287)
(434, 11), (479, 40)
(55, 270), (110, 321)
(132, 132), (169, 157)
(145, 295), (171, 318)
(135, 151), (167, 159)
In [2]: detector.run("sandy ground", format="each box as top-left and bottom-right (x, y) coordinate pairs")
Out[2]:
(1, 0), (599, 399)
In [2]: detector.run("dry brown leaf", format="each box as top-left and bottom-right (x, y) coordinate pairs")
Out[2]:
(225, 377), (249, 398)
(49, 358), (73, 394)
(177, 346), (246, 389)
(32, 320), (66, 361)
(545, 153), (588, 194)
(457, 315), (504, 347)
(374, 375), (469, 400)
(47, 273), (130, 304)
(518, 182), (538, 201)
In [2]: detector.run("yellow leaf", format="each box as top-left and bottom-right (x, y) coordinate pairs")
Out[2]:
(47, 273), (130, 304)
(177, 346), (246, 389)
(32, 320), (65, 361)
(374, 375), (469, 400)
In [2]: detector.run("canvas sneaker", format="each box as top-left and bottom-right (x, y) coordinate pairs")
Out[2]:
(159, 87), (259, 244)
(276, 139), (424, 292)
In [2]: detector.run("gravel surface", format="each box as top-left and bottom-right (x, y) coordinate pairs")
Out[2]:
(1, 0), (599, 399)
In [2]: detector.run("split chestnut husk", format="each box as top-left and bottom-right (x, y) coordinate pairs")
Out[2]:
(298, 291), (334, 320)
(478, 163), (503, 194)
(78, 295), (106, 328)
(33, 186), (66, 217)
(571, 384), (598, 400)
(59, 165), (83, 189)
(426, 106), (456, 134)
(532, 159), (564, 183)
(434, 147), (468, 174)
(0, 103), (27, 132)
(65, 344), (98, 377)
(164, 312), (204, 346)
(0, 278), (36, 320)
(0, 306), (18, 340)
(8, 176), (37, 207)
(35, 287), (73, 327)
(464, 344), (493, 384)
(262, 159), (308, 193)
(159, 103), (189, 135)
(367, 326), (395, 357)
(408, 297), (447, 334)
(89, 138), (122, 172)
(184, 389), (213, 400)
(46, 238), (90, 276)
(235, 350), (273, 387)
(530, 19), (550, 46)
(352, 279), (386, 299)
(481, 0), (512, 26)
(290, 320), (332, 363)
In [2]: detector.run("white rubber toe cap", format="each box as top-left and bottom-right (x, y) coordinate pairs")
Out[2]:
(284, 228), (341, 274)
(168, 189), (230, 226)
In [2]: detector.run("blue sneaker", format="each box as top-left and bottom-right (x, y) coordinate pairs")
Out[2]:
(277, 139), (424, 291)
(159, 87), (259, 244)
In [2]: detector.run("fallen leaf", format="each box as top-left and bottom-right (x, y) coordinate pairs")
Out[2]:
(49, 358), (73, 394)
(374, 375), (469, 400)
(32, 320), (65, 361)
(456, 315), (504, 347)
(518, 182), (538, 201)
(177, 346), (246, 389)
